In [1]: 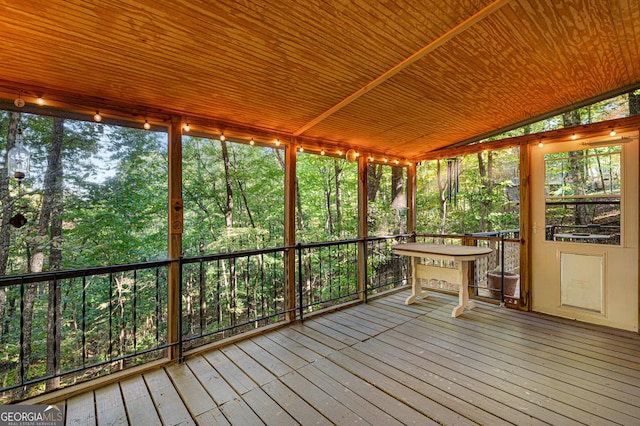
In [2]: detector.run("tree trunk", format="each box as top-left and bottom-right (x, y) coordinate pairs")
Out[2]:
(219, 141), (236, 324)
(477, 151), (494, 232)
(334, 161), (343, 234)
(0, 112), (21, 339)
(563, 111), (589, 225)
(296, 177), (304, 232)
(45, 118), (64, 390)
(367, 164), (382, 202)
(630, 90), (640, 116)
(220, 141), (233, 229)
(391, 166), (404, 234)
(0, 112), (21, 275)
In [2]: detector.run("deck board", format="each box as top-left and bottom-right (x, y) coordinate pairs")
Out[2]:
(65, 391), (96, 426)
(54, 291), (640, 425)
(119, 376), (162, 426)
(143, 369), (195, 426)
(94, 383), (128, 425)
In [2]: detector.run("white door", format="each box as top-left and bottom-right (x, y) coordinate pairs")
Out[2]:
(530, 133), (638, 332)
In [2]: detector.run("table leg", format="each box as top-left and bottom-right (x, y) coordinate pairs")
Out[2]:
(405, 256), (429, 305)
(451, 261), (476, 317)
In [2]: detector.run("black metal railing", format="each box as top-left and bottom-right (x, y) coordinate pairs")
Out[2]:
(0, 261), (171, 402)
(179, 247), (288, 351)
(366, 234), (412, 295)
(296, 239), (359, 317)
(4, 232), (504, 402)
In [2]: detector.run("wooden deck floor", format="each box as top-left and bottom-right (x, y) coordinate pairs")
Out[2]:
(57, 291), (640, 425)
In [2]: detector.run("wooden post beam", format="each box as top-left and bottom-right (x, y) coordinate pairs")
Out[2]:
(519, 141), (531, 311)
(167, 116), (183, 360)
(284, 144), (297, 322)
(357, 156), (368, 301)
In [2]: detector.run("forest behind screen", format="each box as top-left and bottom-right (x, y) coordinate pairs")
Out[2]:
(0, 91), (639, 274)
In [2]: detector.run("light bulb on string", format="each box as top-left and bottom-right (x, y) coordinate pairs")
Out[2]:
(220, 133), (226, 141)
(14, 93), (25, 108)
(250, 138), (255, 146)
(93, 111), (102, 122)
(571, 133), (577, 140)
(183, 122), (190, 132)
(298, 146), (304, 152)
(143, 120), (151, 130)
(320, 149), (325, 156)
(275, 139), (280, 146)
(610, 129), (616, 137)
(36, 96), (45, 106)
(538, 141), (544, 148)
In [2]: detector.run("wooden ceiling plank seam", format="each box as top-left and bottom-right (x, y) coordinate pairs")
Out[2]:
(292, 0), (514, 136)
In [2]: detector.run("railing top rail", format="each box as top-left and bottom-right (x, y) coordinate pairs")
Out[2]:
(0, 259), (171, 288)
(181, 245), (291, 265)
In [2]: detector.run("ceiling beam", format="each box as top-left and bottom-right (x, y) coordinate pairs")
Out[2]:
(292, 0), (513, 136)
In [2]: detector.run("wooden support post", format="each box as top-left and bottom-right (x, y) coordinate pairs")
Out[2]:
(519, 141), (531, 311)
(284, 143), (297, 322)
(167, 116), (183, 360)
(357, 156), (368, 301)
(407, 163), (417, 241)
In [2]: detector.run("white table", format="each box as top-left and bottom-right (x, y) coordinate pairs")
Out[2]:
(392, 243), (492, 317)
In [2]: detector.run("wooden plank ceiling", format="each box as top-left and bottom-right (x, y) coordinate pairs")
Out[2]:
(0, 0), (638, 160)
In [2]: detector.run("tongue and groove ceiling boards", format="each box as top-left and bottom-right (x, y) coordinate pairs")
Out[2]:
(0, 0), (638, 159)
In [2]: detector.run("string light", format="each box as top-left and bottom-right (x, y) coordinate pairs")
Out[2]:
(408, 161), (413, 166)
(610, 129), (616, 136)
(394, 159), (399, 164)
(369, 156), (374, 162)
(13, 93), (25, 108)
(275, 139), (280, 146)
(320, 149), (325, 155)
(183, 122), (190, 132)
(337, 150), (343, 156)
(143, 120), (151, 130)
(571, 133), (577, 140)
(220, 133), (226, 141)
(538, 141), (544, 148)
(298, 146), (304, 152)
(36, 96), (45, 106)
(250, 138), (255, 145)
(383, 158), (388, 163)
(93, 111), (102, 122)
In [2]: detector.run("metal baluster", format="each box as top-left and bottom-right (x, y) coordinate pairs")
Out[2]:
(133, 269), (137, 354)
(297, 243), (303, 321)
(199, 260), (205, 334)
(155, 267), (159, 346)
(82, 274), (86, 366)
(19, 277), (25, 386)
(108, 273), (113, 361)
(260, 252), (265, 321)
